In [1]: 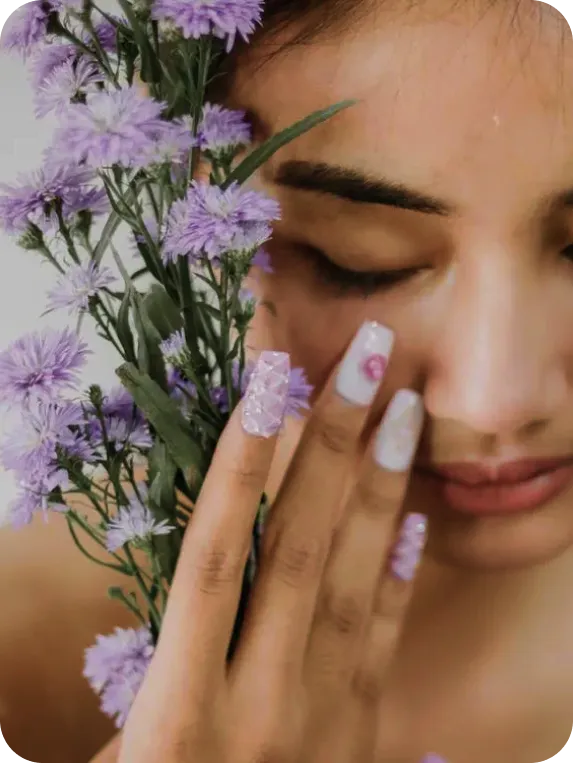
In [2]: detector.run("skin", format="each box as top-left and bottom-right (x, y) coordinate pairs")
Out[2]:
(2, 1), (573, 762)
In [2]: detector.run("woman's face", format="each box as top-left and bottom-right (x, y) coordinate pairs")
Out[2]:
(231, 0), (573, 571)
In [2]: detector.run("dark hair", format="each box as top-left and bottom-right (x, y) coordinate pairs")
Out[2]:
(212, 0), (368, 98)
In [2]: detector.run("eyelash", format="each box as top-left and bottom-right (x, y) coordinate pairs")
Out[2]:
(304, 246), (420, 297)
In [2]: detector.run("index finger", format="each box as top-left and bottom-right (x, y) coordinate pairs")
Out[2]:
(151, 350), (291, 688)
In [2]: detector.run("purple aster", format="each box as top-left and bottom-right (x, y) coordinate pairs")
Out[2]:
(0, 0), (60, 57)
(251, 247), (273, 273)
(159, 329), (188, 364)
(106, 488), (174, 552)
(46, 261), (115, 314)
(84, 626), (154, 728)
(167, 368), (197, 414)
(50, 87), (170, 170)
(144, 118), (195, 166)
(100, 385), (138, 420)
(90, 15), (125, 52)
(0, 164), (108, 235)
(210, 384), (229, 413)
(152, 0), (263, 52)
(34, 58), (102, 118)
(161, 181), (280, 264)
(29, 42), (77, 88)
(196, 103), (251, 156)
(0, 328), (89, 406)
(8, 468), (69, 528)
(105, 416), (153, 450)
(1, 399), (86, 477)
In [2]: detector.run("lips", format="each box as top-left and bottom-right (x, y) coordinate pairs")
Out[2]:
(419, 457), (573, 516)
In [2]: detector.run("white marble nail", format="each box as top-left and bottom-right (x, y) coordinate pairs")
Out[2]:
(374, 389), (424, 471)
(335, 321), (394, 406)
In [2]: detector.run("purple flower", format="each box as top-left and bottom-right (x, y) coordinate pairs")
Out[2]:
(144, 118), (195, 166)
(0, 0), (60, 57)
(0, 164), (108, 234)
(251, 247), (273, 273)
(84, 626), (154, 728)
(106, 489), (175, 552)
(0, 328), (89, 406)
(167, 368), (197, 414)
(162, 181), (280, 264)
(29, 42), (77, 88)
(50, 87), (170, 170)
(8, 468), (70, 528)
(210, 384), (229, 413)
(159, 329), (188, 364)
(152, 0), (263, 52)
(196, 103), (251, 156)
(34, 57), (102, 118)
(46, 262), (115, 314)
(105, 416), (153, 450)
(91, 15), (125, 52)
(1, 400), (86, 477)
(100, 386), (138, 420)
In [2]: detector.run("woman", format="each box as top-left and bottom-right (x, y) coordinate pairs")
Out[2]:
(3, 0), (573, 760)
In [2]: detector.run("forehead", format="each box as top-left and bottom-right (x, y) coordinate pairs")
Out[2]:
(231, 2), (573, 210)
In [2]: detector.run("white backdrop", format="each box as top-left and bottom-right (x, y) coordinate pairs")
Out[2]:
(0, 34), (129, 529)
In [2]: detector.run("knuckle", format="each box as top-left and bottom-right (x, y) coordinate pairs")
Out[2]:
(352, 666), (386, 703)
(228, 460), (268, 489)
(319, 588), (369, 636)
(374, 578), (409, 620)
(354, 479), (386, 516)
(312, 416), (355, 455)
(191, 545), (244, 594)
(270, 536), (324, 588)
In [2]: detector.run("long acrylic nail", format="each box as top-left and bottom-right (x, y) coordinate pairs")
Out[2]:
(391, 513), (428, 581)
(374, 389), (424, 472)
(241, 351), (290, 438)
(335, 321), (394, 406)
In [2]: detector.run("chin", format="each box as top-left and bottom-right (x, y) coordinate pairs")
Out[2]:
(406, 474), (573, 572)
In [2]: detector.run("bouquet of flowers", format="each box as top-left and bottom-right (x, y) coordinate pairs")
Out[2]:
(0, 0), (351, 727)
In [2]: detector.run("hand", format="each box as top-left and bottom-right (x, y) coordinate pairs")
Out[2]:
(118, 321), (427, 763)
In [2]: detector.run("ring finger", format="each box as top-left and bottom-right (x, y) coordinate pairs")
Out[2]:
(304, 389), (425, 692)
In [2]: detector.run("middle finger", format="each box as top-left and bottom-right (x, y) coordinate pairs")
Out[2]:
(233, 321), (395, 674)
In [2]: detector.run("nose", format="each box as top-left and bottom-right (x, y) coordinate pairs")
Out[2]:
(424, 252), (568, 436)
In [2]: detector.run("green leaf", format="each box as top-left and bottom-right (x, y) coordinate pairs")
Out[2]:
(116, 0), (161, 84)
(141, 284), (184, 340)
(116, 362), (206, 477)
(93, 210), (122, 267)
(147, 441), (181, 583)
(131, 291), (167, 387)
(115, 289), (136, 363)
(225, 100), (357, 187)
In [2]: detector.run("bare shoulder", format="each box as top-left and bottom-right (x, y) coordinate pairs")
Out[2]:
(0, 511), (134, 763)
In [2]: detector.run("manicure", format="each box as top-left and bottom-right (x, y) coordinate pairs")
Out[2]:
(391, 513), (428, 581)
(336, 321), (394, 406)
(374, 389), (424, 472)
(241, 351), (290, 438)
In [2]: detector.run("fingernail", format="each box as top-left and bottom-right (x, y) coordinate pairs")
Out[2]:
(241, 351), (290, 438)
(335, 321), (394, 406)
(374, 389), (424, 471)
(420, 756), (448, 763)
(391, 513), (428, 581)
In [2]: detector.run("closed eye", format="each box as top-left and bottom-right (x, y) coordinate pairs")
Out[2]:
(303, 245), (422, 297)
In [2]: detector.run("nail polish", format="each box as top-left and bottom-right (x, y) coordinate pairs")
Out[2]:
(374, 389), (424, 472)
(420, 755), (448, 763)
(241, 351), (290, 438)
(391, 513), (428, 582)
(335, 321), (394, 406)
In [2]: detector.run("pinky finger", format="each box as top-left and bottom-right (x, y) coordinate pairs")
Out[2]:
(353, 514), (428, 700)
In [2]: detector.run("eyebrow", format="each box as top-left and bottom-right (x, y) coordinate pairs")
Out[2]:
(274, 160), (454, 215)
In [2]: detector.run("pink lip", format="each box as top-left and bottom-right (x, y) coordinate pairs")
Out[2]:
(419, 457), (573, 516)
